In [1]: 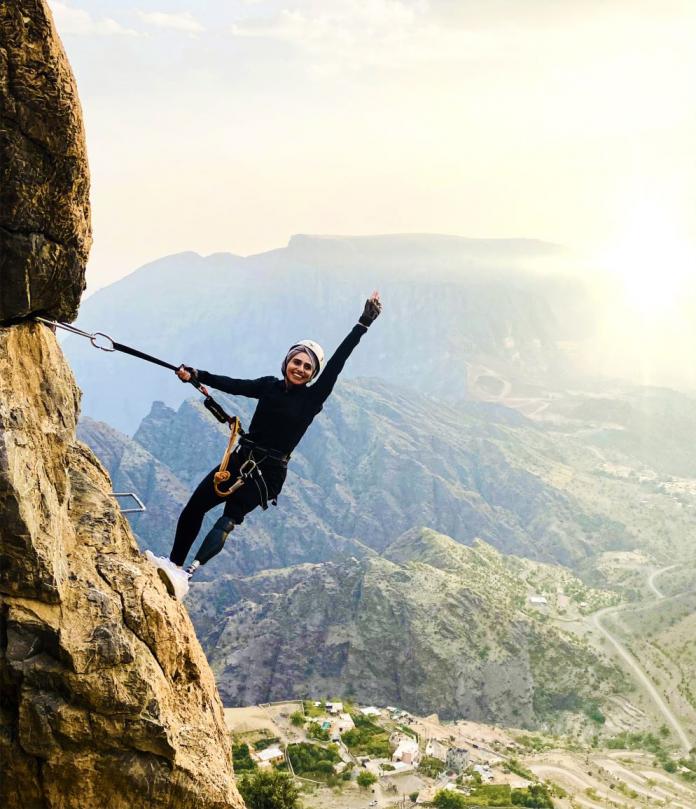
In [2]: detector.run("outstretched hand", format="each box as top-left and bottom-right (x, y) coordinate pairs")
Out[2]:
(176, 364), (197, 382)
(359, 290), (382, 327)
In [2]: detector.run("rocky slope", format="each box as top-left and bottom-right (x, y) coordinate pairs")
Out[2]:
(186, 530), (623, 727)
(0, 3), (242, 806)
(81, 380), (640, 578)
(87, 373), (696, 578)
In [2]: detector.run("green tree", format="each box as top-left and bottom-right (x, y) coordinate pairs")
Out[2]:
(432, 789), (466, 809)
(238, 770), (301, 809)
(357, 771), (378, 789)
(511, 784), (554, 808)
(307, 722), (330, 741)
(409, 792), (419, 803)
(232, 742), (257, 772)
(290, 711), (305, 727)
(418, 756), (444, 778)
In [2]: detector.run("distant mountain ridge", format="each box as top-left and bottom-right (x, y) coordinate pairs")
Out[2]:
(66, 234), (593, 433)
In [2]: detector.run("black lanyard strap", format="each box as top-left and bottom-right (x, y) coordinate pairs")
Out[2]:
(35, 317), (235, 425)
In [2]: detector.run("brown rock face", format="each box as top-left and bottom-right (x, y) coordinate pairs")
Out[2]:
(0, 324), (243, 808)
(0, 0), (91, 324)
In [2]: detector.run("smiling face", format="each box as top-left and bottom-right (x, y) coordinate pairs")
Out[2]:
(284, 351), (314, 386)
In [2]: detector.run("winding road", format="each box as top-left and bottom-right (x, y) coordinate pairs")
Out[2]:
(647, 564), (680, 599)
(591, 565), (692, 755)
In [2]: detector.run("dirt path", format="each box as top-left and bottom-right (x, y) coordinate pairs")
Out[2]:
(590, 565), (692, 754)
(528, 764), (612, 807)
(647, 564), (679, 599)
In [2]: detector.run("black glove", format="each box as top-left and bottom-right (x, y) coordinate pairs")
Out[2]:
(359, 297), (382, 327)
(177, 364), (198, 382)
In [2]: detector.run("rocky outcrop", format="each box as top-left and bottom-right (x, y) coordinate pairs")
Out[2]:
(0, 324), (244, 808)
(0, 0), (91, 323)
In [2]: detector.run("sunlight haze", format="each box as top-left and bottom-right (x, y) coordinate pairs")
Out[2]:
(49, 0), (696, 388)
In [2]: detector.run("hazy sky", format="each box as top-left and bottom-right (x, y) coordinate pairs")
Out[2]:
(50, 0), (696, 296)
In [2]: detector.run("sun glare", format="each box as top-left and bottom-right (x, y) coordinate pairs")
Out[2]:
(599, 204), (694, 318)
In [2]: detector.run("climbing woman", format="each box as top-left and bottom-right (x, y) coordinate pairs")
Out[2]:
(145, 291), (382, 598)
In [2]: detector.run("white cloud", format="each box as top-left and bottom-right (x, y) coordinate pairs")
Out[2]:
(232, 0), (426, 40)
(230, 0), (457, 71)
(137, 10), (205, 33)
(48, 1), (140, 37)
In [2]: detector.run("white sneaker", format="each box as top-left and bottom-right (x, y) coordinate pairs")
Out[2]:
(144, 550), (190, 600)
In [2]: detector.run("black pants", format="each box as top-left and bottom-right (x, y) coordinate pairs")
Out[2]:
(170, 453), (285, 566)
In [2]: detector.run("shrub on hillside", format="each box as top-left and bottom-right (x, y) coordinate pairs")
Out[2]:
(232, 742), (257, 771)
(511, 784), (554, 808)
(238, 770), (300, 809)
(418, 756), (444, 778)
(357, 771), (378, 789)
(287, 742), (340, 779)
(432, 789), (466, 809)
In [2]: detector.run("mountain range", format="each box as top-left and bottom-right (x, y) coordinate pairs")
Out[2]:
(66, 235), (594, 433)
(186, 528), (624, 727)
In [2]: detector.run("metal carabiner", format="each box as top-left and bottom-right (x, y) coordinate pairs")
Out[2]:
(90, 331), (116, 352)
(239, 457), (258, 477)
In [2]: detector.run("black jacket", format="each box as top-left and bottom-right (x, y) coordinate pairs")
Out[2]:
(197, 324), (368, 457)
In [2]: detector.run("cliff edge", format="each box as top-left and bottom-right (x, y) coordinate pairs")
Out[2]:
(0, 3), (244, 807)
(0, 324), (244, 808)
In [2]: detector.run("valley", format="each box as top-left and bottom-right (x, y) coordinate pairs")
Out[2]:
(225, 699), (696, 809)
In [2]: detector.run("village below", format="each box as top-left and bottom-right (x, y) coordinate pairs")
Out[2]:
(225, 699), (696, 809)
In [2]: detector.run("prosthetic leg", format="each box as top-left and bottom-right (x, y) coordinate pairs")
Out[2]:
(186, 515), (235, 575)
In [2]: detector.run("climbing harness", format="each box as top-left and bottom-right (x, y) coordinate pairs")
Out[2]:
(214, 441), (281, 511)
(35, 317), (235, 426)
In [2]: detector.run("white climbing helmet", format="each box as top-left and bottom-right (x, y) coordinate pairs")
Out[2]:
(282, 339), (325, 381)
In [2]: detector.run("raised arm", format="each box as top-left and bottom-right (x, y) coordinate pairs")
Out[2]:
(310, 291), (382, 403)
(176, 365), (273, 399)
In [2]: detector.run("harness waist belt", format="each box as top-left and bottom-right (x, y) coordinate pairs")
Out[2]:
(239, 436), (290, 465)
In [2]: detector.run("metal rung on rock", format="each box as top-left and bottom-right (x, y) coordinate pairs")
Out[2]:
(111, 492), (146, 513)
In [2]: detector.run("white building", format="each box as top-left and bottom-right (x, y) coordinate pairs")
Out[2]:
(255, 746), (285, 768)
(528, 595), (548, 606)
(392, 737), (421, 766)
(425, 739), (448, 761)
(330, 713), (355, 739)
(326, 701), (344, 714)
(360, 706), (382, 717)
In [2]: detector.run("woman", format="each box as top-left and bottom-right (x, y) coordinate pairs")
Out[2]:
(146, 291), (382, 598)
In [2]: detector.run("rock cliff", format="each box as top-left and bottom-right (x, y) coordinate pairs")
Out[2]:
(0, 0), (91, 323)
(0, 325), (243, 808)
(0, 2), (243, 806)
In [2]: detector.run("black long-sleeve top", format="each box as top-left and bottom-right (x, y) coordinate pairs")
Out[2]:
(197, 324), (368, 457)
